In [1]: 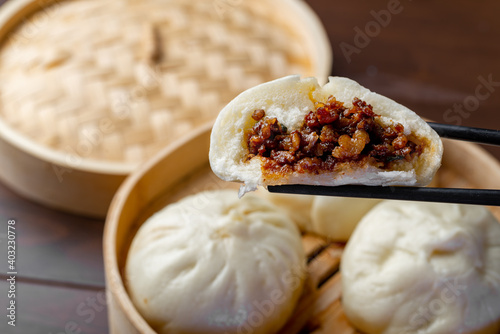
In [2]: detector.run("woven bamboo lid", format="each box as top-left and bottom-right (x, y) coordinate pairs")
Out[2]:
(0, 0), (330, 216)
(0, 0), (331, 168)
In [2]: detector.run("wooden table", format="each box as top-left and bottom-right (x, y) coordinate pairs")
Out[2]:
(0, 0), (499, 333)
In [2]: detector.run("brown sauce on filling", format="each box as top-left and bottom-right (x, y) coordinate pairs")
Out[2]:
(244, 96), (424, 175)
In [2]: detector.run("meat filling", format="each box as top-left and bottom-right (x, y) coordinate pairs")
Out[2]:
(245, 96), (423, 174)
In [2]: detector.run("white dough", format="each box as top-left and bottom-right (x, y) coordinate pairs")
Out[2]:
(260, 191), (315, 231)
(310, 197), (381, 242)
(209, 75), (443, 194)
(262, 191), (379, 242)
(341, 201), (500, 334)
(126, 190), (306, 334)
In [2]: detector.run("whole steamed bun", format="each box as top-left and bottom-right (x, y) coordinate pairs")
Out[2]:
(126, 190), (306, 334)
(342, 201), (500, 334)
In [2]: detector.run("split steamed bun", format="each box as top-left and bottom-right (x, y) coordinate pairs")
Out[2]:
(209, 75), (443, 194)
(126, 190), (306, 334)
(341, 201), (500, 334)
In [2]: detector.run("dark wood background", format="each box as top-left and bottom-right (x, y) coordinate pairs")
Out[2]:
(0, 0), (499, 333)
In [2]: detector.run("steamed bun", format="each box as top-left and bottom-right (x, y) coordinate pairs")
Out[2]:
(260, 191), (315, 231)
(341, 201), (500, 334)
(209, 75), (443, 195)
(310, 197), (381, 242)
(126, 190), (306, 334)
(263, 191), (380, 242)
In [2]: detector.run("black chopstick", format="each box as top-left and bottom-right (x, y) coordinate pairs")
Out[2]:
(268, 185), (500, 206)
(427, 122), (500, 145)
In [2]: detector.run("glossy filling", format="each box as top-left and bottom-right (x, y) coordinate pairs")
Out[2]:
(245, 96), (424, 176)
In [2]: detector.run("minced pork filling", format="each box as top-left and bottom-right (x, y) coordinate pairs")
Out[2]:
(244, 96), (423, 174)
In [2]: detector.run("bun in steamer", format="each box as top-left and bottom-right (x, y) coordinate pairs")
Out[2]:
(262, 190), (380, 242)
(126, 190), (306, 334)
(341, 201), (500, 334)
(260, 191), (315, 231)
(310, 196), (381, 242)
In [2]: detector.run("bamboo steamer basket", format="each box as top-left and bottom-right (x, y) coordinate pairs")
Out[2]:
(0, 0), (331, 217)
(104, 123), (500, 334)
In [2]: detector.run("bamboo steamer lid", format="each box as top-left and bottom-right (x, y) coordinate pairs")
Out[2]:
(0, 0), (331, 217)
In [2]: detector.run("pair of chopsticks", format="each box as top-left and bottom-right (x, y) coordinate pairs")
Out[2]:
(268, 122), (500, 206)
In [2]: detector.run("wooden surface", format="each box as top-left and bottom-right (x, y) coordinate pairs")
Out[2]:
(0, 0), (500, 333)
